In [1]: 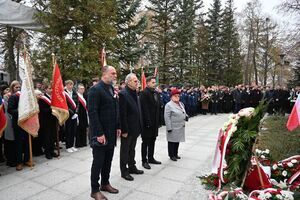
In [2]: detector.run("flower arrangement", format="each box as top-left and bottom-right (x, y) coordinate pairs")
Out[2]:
(271, 156), (300, 191)
(249, 188), (294, 200)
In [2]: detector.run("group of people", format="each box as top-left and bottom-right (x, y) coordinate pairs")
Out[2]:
(157, 84), (299, 117)
(0, 65), (299, 200)
(0, 65), (189, 200)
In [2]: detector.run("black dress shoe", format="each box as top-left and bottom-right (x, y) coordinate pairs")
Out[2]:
(142, 162), (151, 169)
(175, 156), (181, 159)
(45, 154), (53, 159)
(121, 174), (134, 181)
(148, 159), (162, 164)
(170, 157), (177, 161)
(129, 168), (144, 174)
(52, 152), (59, 157)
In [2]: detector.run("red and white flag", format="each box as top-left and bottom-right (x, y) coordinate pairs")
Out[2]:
(141, 69), (147, 90)
(18, 45), (40, 136)
(287, 95), (300, 131)
(51, 62), (69, 125)
(99, 47), (107, 68)
(0, 97), (7, 138)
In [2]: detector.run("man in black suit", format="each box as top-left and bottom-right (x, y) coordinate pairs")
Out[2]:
(64, 80), (79, 153)
(140, 76), (162, 169)
(88, 66), (121, 200)
(38, 83), (58, 159)
(75, 84), (88, 148)
(119, 73), (144, 181)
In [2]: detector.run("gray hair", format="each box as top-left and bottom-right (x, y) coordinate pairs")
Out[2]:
(125, 73), (136, 84)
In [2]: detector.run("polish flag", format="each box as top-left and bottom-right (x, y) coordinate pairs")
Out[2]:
(287, 95), (300, 131)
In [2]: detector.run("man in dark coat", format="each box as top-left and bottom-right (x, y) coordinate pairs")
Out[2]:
(88, 66), (121, 200)
(75, 84), (89, 148)
(232, 84), (242, 113)
(38, 84), (58, 159)
(140, 76), (162, 170)
(119, 73), (144, 181)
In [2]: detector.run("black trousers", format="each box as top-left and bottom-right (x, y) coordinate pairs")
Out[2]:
(91, 146), (114, 193)
(168, 142), (179, 158)
(40, 124), (56, 156)
(14, 128), (29, 164)
(65, 118), (77, 149)
(32, 135), (43, 156)
(4, 139), (16, 166)
(141, 137), (156, 163)
(75, 126), (87, 147)
(0, 136), (4, 161)
(120, 135), (137, 175)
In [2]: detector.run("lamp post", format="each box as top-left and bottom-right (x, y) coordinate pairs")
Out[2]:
(279, 53), (285, 86)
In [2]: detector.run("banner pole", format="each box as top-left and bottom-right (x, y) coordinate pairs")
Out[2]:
(52, 53), (60, 157)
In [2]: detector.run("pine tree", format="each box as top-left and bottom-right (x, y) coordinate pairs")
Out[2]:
(147, 0), (178, 84)
(114, 0), (147, 76)
(194, 18), (210, 86)
(206, 0), (223, 85)
(32, 0), (117, 83)
(173, 0), (203, 84)
(221, 0), (242, 86)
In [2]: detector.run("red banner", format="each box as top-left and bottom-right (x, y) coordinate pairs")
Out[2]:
(51, 63), (69, 125)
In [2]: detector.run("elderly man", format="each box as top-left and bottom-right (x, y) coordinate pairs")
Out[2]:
(88, 66), (121, 200)
(119, 73), (144, 181)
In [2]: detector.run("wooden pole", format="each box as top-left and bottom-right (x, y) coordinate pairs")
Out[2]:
(52, 53), (60, 158)
(28, 135), (34, 168)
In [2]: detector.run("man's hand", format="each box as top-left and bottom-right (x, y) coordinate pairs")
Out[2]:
(122, 133), (128, 138)
(117, 129), (121, 137)
(97, 135), (106, 144)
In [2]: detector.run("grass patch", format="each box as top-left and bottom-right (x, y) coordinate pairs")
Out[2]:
(256, 115), (300, 162)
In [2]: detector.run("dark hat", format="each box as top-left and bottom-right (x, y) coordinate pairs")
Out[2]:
(170, 88), (180, 96)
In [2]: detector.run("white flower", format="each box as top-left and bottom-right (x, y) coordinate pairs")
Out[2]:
(282, 170), (288, 177)
(287, 162), (293, 168)
(224, 170), (228, 175)
(265, 149), (270, 154)
(280, 190), (294, 200)
(265, 192), (272, 198)
(231, 125), (237, 133)
(256, 149), (262, 154)
(291, 159), (297, 164)
(276, 194), (283, 199)
(272, 164), (278, 170)
(261, 155), (266, 159)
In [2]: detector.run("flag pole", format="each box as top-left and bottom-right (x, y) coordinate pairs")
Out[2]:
(52, 53), (61, 158)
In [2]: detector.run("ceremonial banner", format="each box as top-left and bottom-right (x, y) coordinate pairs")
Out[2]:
(51, 62), (69, 125)
(100, 47), (107, 68)
(18, 45), (40, 136)
(141, 69), (146, 90)
(0, 97), (7, 137)
(287, 95), (300, 131)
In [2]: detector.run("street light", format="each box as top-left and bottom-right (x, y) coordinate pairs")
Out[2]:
(279, 53), (285, 86)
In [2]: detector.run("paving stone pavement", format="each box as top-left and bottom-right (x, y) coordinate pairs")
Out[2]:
(0, 114), (230, 200)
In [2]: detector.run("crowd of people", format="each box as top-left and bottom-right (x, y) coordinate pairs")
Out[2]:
(0, 66), (299, 200)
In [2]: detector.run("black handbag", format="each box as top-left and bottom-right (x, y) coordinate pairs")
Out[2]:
(90, 136), (107, 147)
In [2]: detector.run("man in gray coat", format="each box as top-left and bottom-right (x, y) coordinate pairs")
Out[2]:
(164, 88), (187, 161)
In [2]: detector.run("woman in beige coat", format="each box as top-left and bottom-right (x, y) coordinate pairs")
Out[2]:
(164, 88), (188, 161)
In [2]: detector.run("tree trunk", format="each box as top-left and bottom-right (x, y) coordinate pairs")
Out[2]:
(6, 26), (17, 81)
